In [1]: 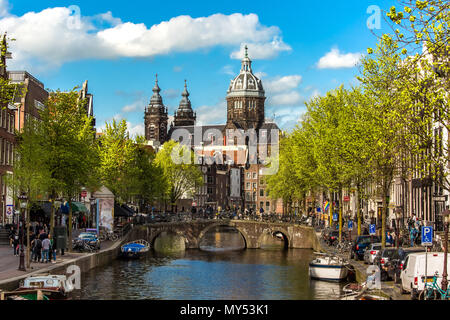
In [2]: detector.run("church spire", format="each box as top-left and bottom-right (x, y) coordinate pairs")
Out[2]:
(150, 74), (163, 105)
(241, 44), (252, 73)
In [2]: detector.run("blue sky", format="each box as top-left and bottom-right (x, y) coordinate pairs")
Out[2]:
(0, 0), (398, 135)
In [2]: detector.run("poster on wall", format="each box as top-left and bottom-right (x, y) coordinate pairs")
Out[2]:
(6, 205), (13, 217)
(98, 198), (114, 231)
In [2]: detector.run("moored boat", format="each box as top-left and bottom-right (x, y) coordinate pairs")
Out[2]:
(15, 274), (74, 300)
(120, 239), (150, 259)
(309, 253), (349, 282)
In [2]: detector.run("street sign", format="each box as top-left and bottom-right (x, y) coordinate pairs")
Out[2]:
(343, 196), (350, 202)
(421, 226), (433, 246)
(348, 220), (353, 230)
(192, 202), (197, 207)
(332, 213), (338, 222)
(81, 190), (87, 198)
(369, 224), (376, 235)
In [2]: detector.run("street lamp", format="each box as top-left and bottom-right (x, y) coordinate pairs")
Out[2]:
(441, 209), (450, 292)
(18, 194), (28, 271)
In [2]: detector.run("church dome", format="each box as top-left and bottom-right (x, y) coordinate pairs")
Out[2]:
(227, 46), (265, 98)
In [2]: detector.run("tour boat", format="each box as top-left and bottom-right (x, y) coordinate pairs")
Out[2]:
(15, 274), (74, 300)
(120, 239), (150, 259)
(309, 253), (350, 282)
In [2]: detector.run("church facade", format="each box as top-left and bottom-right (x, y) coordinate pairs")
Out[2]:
(144, 48), (283, 214)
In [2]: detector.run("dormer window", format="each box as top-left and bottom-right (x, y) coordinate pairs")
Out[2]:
(236, 78), (243, 89)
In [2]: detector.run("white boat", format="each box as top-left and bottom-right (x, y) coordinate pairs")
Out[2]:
(16, 274), (74, 299)
(309, 253), (349, 281)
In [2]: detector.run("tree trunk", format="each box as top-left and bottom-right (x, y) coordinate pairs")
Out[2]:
(357, 184), (361, 236)
(339, 188), (343, 243)
(329, 190), (333, 227)
(26, 203), (30, 269)
(381, 188), (387, 249)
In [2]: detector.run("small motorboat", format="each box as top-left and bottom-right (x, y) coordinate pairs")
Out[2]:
(309, 253), (350, 282)
(120, 239), (150, 259)
(15, 274), (74, 300)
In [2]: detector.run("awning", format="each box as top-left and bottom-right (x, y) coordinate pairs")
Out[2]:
(60, 201), (89, 214)
(114, 203), (133, 217)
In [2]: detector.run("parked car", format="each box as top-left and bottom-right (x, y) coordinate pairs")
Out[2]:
(385, 247), (424, 284)
(400, 252), (450, 299)
(363, 243), (382, 264)
(373, 247), (398, 281)
(351, 235), (381, 260)
(73, 232), (101, 251)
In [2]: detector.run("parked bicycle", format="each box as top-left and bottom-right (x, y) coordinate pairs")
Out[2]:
(99, 230), (119, 241)
(419, 272), (450, 300)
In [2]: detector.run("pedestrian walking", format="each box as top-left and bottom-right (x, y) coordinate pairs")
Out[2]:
(41, 235), (51, 263)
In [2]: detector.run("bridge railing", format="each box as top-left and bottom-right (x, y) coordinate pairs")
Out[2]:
(143, 211), (319, 227)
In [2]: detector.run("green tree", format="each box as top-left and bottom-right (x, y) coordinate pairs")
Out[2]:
(98, 119), (138, 203)
(39, 89), (99, 250)
(154, 140), (203, 213)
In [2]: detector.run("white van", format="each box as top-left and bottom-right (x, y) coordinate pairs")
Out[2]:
(400, 252), (450, 299)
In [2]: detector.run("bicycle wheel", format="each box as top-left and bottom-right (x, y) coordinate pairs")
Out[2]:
(110, 234), (119, 241)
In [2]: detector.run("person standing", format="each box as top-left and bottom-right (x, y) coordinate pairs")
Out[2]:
(12, 230), (19, 256)
(41, 235), (51, 263)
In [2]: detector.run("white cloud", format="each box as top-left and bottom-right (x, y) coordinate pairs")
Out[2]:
(0, 6), (290, 70)
(221, 65), (235, 76)
(266, 105), (306, 131)
(264, 75), (302, 93)
(269, 91), (303, 106)
(195, 101), (227, 125)
(127, 122), (145, 138)
(230, 37), (291, 60)
(317, 47), (362, 69)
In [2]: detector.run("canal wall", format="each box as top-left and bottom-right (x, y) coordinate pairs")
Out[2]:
(0, 234), (130, 292)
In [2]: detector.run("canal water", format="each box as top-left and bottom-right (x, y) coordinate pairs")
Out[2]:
(74, 226), (346, 300)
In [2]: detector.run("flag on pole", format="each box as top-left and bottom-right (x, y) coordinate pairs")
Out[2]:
(324, 201), (330, 212)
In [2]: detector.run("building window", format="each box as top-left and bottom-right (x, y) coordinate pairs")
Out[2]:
(246, 192), (250, 201)
(207, 187), (213, 195)
(266, 202), (270, 209)
(260, 189), (264, 197)
(207, 176), (213, 184)
(246, 182), (250, 190)
(260, 202), (264, 208)
(246, 172), (250, 179)
(252, 183), (257, 190)
(253, 172), (257, 179)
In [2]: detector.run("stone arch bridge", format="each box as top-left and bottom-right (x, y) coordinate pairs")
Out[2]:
(131, 220), (321, 250)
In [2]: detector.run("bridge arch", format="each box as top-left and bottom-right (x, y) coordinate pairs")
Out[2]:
(197, 222), (250, 249)
(149, 229), (188, 249)
(257, 227), (290, 249)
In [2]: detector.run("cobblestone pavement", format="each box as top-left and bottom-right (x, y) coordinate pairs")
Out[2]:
(0, 232), (115, 283)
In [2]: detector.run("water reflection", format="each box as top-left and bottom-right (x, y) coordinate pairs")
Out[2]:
(199, 226), (246, 252)
(75, 249), (345, 300)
